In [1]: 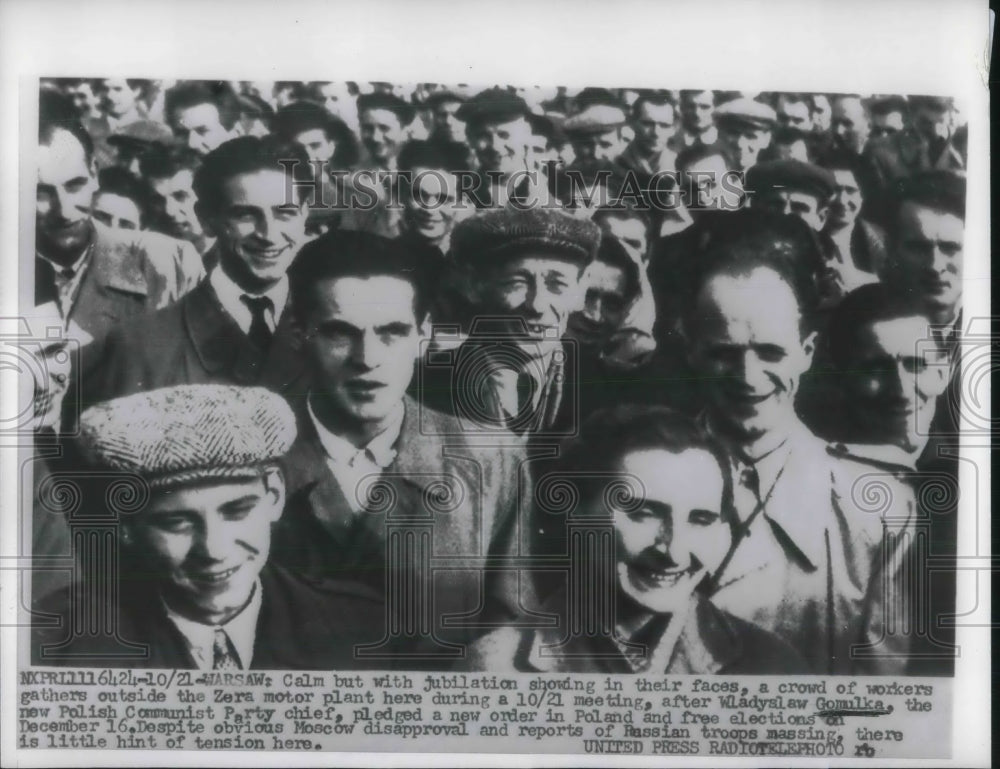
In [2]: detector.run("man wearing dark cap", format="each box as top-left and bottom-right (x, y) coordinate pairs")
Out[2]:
(421, 208), (599, 437)
(745, 158), (835, 232)
(457, 87), (533, 206)
(714, 97), (776, 171)
(78, 136), (313, 410)
(33, 384), (384, 669)
(426, 89), (467, 145)
(865, 95), (966, 189)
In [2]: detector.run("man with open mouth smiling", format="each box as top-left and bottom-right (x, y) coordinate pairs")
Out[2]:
(463, 406), (805, 674)
(33, 384), (383, 669)
(78, 135), (315, 410)
(682, 210), (918, 675)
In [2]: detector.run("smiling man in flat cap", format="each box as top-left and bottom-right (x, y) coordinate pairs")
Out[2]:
(33, 384), (384, 669)
(420, 207), (600, 437)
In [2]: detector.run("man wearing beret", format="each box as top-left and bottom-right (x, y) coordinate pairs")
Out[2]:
(714, 97), (776, 171)
(420, 208), (599, 438)
(32, 384), (384, 669)
(269, 231), (529, 662)
(75, 136), (314, 416)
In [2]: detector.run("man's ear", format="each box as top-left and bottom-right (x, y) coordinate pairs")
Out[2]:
(927, 352), (951, 397)
(417, 312), (432, 340)
(261, 466), (286, 524)
(287, 310), (307, 352)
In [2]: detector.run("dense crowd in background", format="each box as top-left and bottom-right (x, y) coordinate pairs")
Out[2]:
(28, 78), (967, 677)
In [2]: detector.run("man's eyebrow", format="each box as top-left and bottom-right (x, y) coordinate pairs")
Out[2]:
(219, 494), (260, 511)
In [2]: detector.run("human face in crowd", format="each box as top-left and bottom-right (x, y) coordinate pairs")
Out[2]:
(633, 101), (676, 155)
(469, 116), (530, 178)
(601, 215), (648, 264)
(91, 191), (141, 231)
(359, 108), (406, 167)
(776, 95), (813, 132)
(403, 167), (465, 245)
(870, 109), (905, 140)
(69, 81), (101, 118)
(171, 102), (239, 155)
(680, 90), (715, 134)
(203, 169), (307, 292)
(613, 448), (729, 615)
(132, 473), (284, 625)
(809, 94), (832, 133)
(893, 201), (963, 315)
(825, 168), (863, 231)
(846, 315), (948, 448)
(912, 103), (951, 143)
(432, 99), (466, 143)
(101, 79), (139, 119)
(717, 124), (771, 170)
(302, 275), (425, 427)
(571, 129), (624, 163)
(689, 266), (816, 446)
(485, 253), (585, 360)
(566, 259), (630, 349)
(294, 128), (337, 164)
(683, 152), (733, 211)
(150, 168), (203, 242)
(831, 96), (870, 153)
(36, 128), (98, 260)
(318, 82), (356, 124)
(753, 189), (827, 232)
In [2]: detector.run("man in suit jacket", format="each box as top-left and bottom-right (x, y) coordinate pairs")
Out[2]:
(32, 385), (384, 670)
(269, 232), (531, 667)
(75, 135), (315, 413)
(418, 208), (601, 439)
(36, 92), (203, 347)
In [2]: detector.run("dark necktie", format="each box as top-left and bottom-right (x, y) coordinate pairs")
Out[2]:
(241, 295), (273, 352)
(212, 628), (242, 670)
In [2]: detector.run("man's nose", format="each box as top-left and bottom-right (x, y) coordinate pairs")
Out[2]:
(581, 297), (603, 323)
(740, 351), (772, 390)
(197, 517), (230, 562)
(351, 330), (385, 369)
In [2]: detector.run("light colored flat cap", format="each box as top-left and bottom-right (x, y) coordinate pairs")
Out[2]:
(714, 97), (777, 130)
(563, 104), (627, 136)
(77, 384), (296, 489)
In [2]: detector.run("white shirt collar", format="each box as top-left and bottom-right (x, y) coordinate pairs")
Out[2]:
(163, 579), (263, 670)
(307, 395), (405, 469)
(209, 266), (288, 334)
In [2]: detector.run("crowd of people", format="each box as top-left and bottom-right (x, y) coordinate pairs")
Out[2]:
(29, 78), (966, 676)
